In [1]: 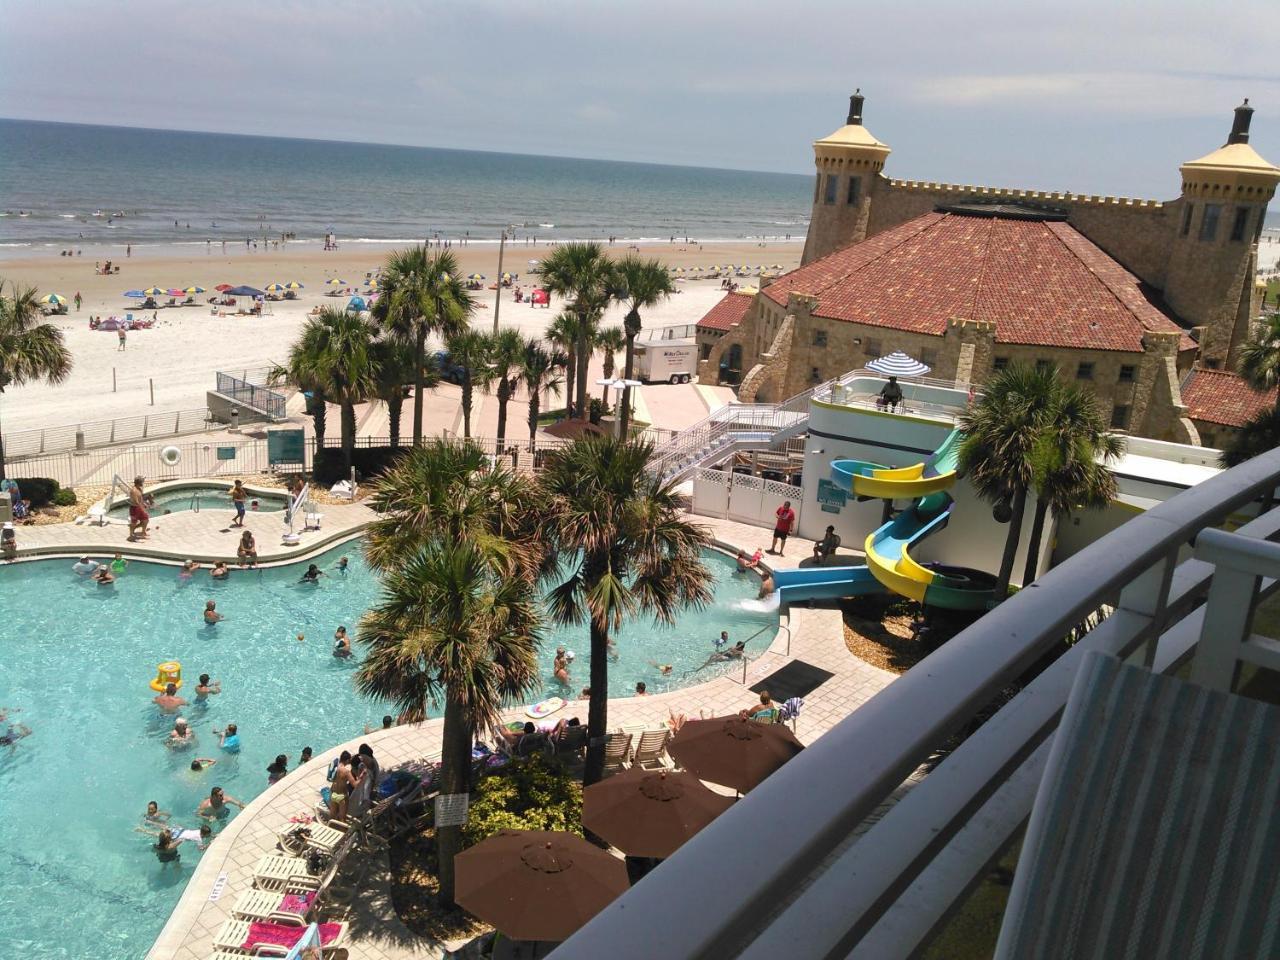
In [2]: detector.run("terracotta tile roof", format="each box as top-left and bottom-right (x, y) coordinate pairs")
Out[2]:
(696, 291), (753, 332)
(764, 211), (1196, 353)
(1181, 367), (1277, 428)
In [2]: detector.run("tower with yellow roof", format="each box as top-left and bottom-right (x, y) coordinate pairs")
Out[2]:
(1165, 99), (1280, 368)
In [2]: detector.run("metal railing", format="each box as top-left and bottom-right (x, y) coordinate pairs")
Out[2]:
(214, 371), (287, 420)
(3, 408), (214, 458)
(553, 446), (1280, 960)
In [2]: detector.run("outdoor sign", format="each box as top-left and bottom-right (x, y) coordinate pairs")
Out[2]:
(817, 479), (847, 514)
(435, 793), (470, 827)
(267, 429), (306, 465)
(216, 447), (237, 461)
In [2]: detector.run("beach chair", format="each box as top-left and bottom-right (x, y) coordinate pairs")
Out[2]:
(630, 729), (671, 770)
(602, 733), (633, 775)
(212, 918), (348, 955)
(275, 821), (347, 857)
(252, 853), (317, 892)
(231, 886), (316, 924)
(553, 723), (589, 760)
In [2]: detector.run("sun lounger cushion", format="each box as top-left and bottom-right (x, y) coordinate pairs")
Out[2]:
(244, 920), (344, 950)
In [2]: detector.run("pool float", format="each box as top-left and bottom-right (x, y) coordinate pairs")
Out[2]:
(526, 696), (565, 720)
(160, 445), (182, 465)
(149, 661), (182, 692)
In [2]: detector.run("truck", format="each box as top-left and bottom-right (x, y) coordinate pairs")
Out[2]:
(633, 338), (698, 384)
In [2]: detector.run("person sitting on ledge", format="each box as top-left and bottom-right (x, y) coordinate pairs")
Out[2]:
(877, 375), (903, 412)
(813, 525), (841, 564)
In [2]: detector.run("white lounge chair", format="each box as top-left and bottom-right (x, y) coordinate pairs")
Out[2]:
(232, 885), (316, 924)
(630, 729), (671, 770)
(602, 733), (633, 775)
(212, 918), (348, 955)
(252, 853), (316, 891)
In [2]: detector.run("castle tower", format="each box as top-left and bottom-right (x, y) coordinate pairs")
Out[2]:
(801, 90), (891, 265)
(1164, 99), (1280, 368)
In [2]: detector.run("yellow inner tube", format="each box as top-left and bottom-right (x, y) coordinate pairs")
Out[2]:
(149, 661), (182, 692)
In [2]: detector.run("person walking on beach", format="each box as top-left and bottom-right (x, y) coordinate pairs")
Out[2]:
(117, 326), (127, 351)
(126, 244), (131, 258)
(229, 480), (247, 527)
(74, 291), (82, 311)
(127, 476), (149, 541)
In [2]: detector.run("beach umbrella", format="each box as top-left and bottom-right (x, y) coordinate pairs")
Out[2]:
(674, 267), (685, 274)
(281, 923), (321, 960)
(325, 278), (347, 286)
(467, 273), (486, 282)
(866, 350), (931, 378)
(283, 281), (304, 290)
(141, 286), (166, 297)
(501, 272), (513, 281)
(225, 285), (265, 298)
(124, 289), (147, 298)
(214, 284), (233, 293)
(264, 283), (287, 293)
(166, 288), (186, 297)
(183, 285), (206, 294)
(583, 768), (734, 859)
(455, 830), (629, 941)
(364, 277), (379, 289)
(668, 715), (804, 793)
(39, 293), (69, 305)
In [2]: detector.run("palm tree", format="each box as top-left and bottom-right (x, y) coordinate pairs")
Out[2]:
(356, 542), (541, 905)
(1237, 311), (1280, 414)
(957, 364), (1061, 602)
(538, 242), (614, 420)
(1020, 382), (1123, 587)
(489, 328), (527, 449)
(373, 247), (473, 445)
(612, 256), (673, 434)
(295, 308), (380, 471)
(546, 312), (580, 420)
(1223, 407), (1280, 467)
(445, 329), (494, 439)
(0, 281), (72, 479)
(371, 336), (436, 450)
(539, 435), (713, 784)
(521, 341), (564, 451)
(594, 326), (626, 409)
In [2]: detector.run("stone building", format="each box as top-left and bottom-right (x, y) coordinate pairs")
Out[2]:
(694, 291), (753, 382)
(702, 93), (1280, 443)
(1181, 367), (1277, 450)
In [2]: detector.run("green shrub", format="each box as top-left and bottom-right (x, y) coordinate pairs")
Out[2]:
(15, 477), (59, 507)
(52, 488), (78, 507)
(462, 756), (582, 847)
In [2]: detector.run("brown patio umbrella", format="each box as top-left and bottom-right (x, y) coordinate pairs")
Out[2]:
(455, 830), (629, 942)
(667, 715), (804, 793)
(583, 767), (735, 858)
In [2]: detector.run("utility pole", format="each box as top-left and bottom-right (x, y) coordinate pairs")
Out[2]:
(492, 228), (507, 334)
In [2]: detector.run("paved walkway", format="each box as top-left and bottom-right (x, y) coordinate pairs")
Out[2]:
(145, 515), (895, 960)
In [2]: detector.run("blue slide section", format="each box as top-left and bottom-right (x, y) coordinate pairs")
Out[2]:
(772, 564), (886, 605)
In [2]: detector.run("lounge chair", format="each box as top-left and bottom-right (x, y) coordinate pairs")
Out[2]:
(252, 853), (317, 891)
(212, 918), (348, 955)
(275, 821), (347, 857)
(553, 723), (589, 759)
(602, 733), (633, 775)
(232, 886), (316, 924)
(630, 729), (671, 770)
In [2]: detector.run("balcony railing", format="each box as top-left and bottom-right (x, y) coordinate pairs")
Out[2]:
(554, 446), (1280, 960)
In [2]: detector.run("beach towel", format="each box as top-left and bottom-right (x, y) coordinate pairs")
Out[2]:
(244, 920), (341, 950)
(781, 697), (804, 722)
(279, 891), (316, 916)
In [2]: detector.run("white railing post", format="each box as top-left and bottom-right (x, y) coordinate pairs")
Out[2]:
(1114, 550), (1176, 668)
(1190, 529), (1277, 691)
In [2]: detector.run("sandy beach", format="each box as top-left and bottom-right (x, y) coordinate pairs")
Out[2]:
(0, 239), (800, 435)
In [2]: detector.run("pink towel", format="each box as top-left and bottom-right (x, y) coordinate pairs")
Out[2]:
(244, 920), (341, 949)
(279, 891), (315, 916)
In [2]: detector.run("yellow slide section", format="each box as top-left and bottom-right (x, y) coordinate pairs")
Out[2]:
(863, 531), (930, 602)
(832, 429), (965, 500)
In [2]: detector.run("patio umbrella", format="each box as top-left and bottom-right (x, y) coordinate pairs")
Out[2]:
(124, 289), (147, 298)
(455, 830), (628, 941)
(225, 285), (265, 297)
(866, 350), (931, 378)
(214, 284), (233, 293)
(264, 283), (287, 293)
(583, 768), (734, 858)
(39, 293), (69, 305)
(667, 715), (804, 793)
(183, 285), (206, 294)
(283, 281), (304, 290)
(141, 286), (166, 297)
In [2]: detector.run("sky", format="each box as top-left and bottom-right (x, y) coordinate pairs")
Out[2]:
(2, 0), (1279, 198)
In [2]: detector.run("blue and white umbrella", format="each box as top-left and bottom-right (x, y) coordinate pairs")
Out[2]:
(282, 923), (321, 960)
(866, 351), (931, 378)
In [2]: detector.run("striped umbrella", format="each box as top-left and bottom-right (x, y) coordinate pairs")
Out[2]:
(264, 283), (287, 293)
(183, 285), (206, 294)
(40, 293), (69, 305)
(866, 351), (931, 378)
(364, 277), (379, 289)
(467, 273), (485, 282)
(141, 286), (166, 297)
(283, 281), (304, 290)
(325, 278), (347, 286)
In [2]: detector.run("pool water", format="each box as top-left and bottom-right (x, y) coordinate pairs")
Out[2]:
(105, 487), (288, 520)
(0, 543), (774, 959)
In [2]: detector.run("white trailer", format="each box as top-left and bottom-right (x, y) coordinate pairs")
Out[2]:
(634, 339), (698, 384)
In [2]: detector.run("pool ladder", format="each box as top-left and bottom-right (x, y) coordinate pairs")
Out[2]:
(189, 490), (201, 513)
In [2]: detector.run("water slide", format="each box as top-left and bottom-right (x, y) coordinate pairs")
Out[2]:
(771, 430), (997, 611)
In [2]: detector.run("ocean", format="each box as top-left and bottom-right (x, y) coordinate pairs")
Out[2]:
(0, 119), (812, 254)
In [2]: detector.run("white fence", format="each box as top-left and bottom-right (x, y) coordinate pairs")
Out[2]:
(691, 468), (803, 530)
(4, 408), (214, 457)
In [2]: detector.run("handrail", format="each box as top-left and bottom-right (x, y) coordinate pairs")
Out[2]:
(104, 473), (130, 512)
(553, 446), (1280, 960)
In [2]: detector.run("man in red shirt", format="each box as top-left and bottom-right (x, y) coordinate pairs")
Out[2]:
(770, 500), (796, 556)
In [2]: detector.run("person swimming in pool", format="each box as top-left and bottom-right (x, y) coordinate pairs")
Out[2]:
(193, 674), (221, 701)
(210, 561), (230, 580)
(299, 563), (326, 584)
(189, 757), (217, 772)
(687, 641), (748, 674)
(0, 708), (32, 752)
(332, 626), (352, 658)
(178, 560), (200, 580)
(143, 800), (171, 824)
(213, 723), (240, 753)
(153, 827), (182, 866)
(92, 563), (115, 585)
(197, 786), (244, 820)
(553, 648), (571, 687)
(335, 556), (349, 576)
(72, 556), (96, 576)
(153, 682), (187, 713)
(648, 661), (674, 675)
(203, 600), (224, 624)
(138, 822), (212, 851)
(167, 717), (195, 749)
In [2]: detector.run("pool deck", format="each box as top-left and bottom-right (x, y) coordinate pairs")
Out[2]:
(142, 514), (896, 960)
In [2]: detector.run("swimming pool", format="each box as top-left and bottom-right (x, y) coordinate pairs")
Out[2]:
(0, 543), (775, 959)
(105, 484), (288, 520)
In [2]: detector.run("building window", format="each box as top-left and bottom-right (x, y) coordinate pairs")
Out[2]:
(1118, 364), (1135, 383)
(1181, 204), (1194, 237)
(1199, 203), (1221, 241)
(1110, 404), (1130, 430)
(810, 366), (822, 383)
(813, 173), (821, 204)
(824, 174), (838, 205)
(993, 356), (1009, 372)
(1035, 359), (1052, 374)
(864, 338), (882, 359)
(847, 176), (861, 206)
(812, 329), (828, 347)
(920, 347), (938, 367)
(1076, 362), (1094, 380)
(1230, 207), (1250, 242)
(700, 343), (711, 361)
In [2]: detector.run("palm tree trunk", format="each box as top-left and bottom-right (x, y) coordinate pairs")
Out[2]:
(412, 326), (426, 446)
(576, 318), (590, 421)
(461, 374), (473, 439)
(387, 394), (403, 449)
(340, 401), (357, 474)
(583, 618), (611, 786)
(0, 426), (7, 482)
(565, 349), (577, 419)
(619, 332), (637, 436)
(496, 377), (510, 446)
(436, 697), (474, 906)
(528, 389), (540, 452)
(995, 487), (1028, 602)
(307, 394), (327, 447)
(1021, 497), (1051, 589)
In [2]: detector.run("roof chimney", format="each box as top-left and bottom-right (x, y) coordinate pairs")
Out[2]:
(847, 89), (864, 126)
(1228, 98), (1253, 145)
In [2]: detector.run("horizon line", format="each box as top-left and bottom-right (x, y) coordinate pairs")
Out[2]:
(0, 115), (812, 180)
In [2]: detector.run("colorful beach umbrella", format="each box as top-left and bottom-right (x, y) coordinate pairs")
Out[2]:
(183, 285), (206, 294)
(325, 278), (347, 286)
(264, 283), (287, 293)
(214, 284), (233, 293)
(124, 289), (147, 298)
(500, 272), (513, 281)
(283, 281), (304, 290)
(467, 273), (485, 282)
(141, 286), (166, 297)
(40, 293), (69, 305)
(166, 288), (186, 297)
